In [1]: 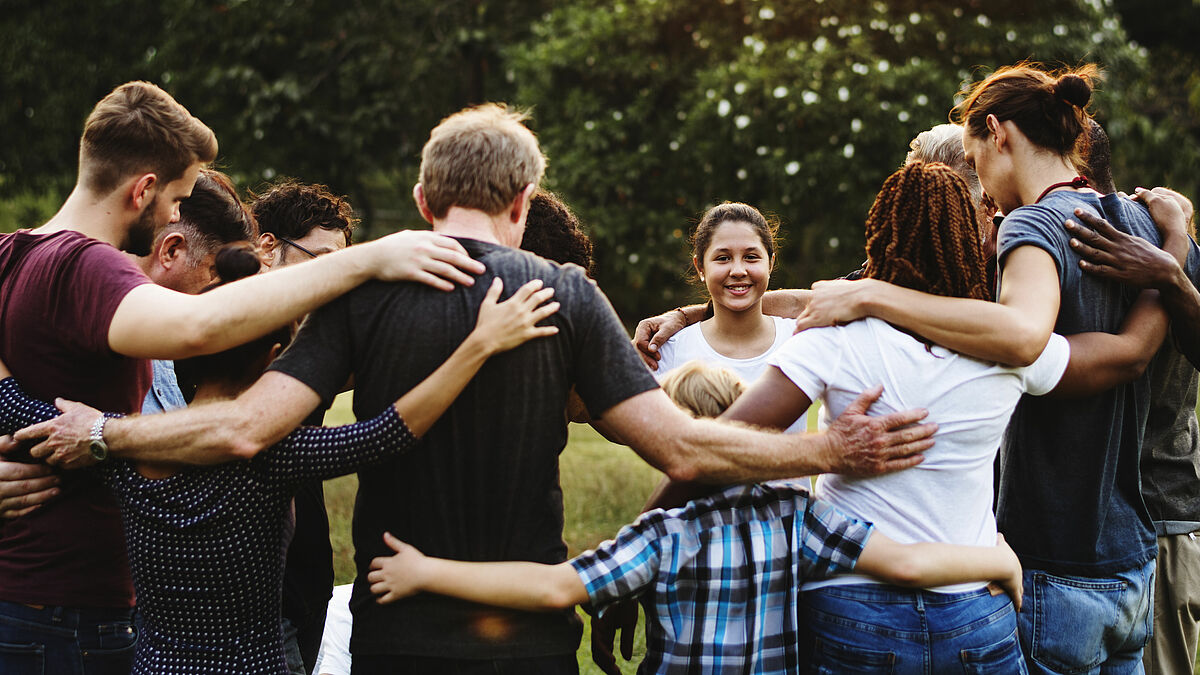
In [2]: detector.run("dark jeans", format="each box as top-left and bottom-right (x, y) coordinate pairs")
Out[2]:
(352, 653), (578, 675)
(0, 601), (136, 675)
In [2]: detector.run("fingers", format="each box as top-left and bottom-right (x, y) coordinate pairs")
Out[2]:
(511, 279), (545, 302)
(383, 531), (404, 553)
(423, 259), (480, 290)
(12, 420), (52, 442)
(529, 303), (561, 324)
(841, 385), (884, 417)
(427, 235), (487, 275)
(872, 406), (932, 432)
(619, 614), (635, 660)
(482, 277), (504, 305)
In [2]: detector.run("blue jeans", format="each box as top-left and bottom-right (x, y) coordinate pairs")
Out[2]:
(801, 584), (1027, 674)
(1018, 560), (1155, 675)
(0, 601), (136, 675)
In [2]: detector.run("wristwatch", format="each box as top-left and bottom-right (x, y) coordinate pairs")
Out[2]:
(89, 414), (111, 462)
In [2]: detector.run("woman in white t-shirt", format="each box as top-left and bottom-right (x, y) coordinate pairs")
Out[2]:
(719, 161), (1160, 672)
(654, 202), (804, 432)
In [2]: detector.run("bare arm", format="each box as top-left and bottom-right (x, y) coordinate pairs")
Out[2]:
(1055, 289), (1166, 397)
(368, 532), (587, 611)
(602, 384), (933, 485)
(856, 533), (1023, 609)
(17, 280), (560, 467)
(794, 246), (1061, 367)
(109, 230), (485, 360)
(632, 290), (811, 370)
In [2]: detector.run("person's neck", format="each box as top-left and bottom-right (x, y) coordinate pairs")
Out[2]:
(192, 380), (248, 403)
(432, 207), (522, 247)
(707, 302), (773, 340)
(37, 184), (128, 248)
(1013, 153), (1084, 208)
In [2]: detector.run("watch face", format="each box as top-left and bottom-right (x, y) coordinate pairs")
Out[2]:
(89, 439), (109, 462)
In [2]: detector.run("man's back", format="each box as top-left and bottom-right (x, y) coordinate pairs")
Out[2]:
(270, 238), (656, 658)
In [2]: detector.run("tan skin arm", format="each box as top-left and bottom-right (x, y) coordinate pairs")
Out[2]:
(109, 230), (485, 360)
(15, 280), (559, 468)
(795, 246), (1061, 367)
(366, 527), (1023, 613)
(632, 289), (811, 370)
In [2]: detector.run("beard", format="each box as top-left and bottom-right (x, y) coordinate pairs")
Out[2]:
(124, 195), (161, 257)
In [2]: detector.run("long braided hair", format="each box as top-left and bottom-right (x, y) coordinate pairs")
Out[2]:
(863, 161), (992, 302)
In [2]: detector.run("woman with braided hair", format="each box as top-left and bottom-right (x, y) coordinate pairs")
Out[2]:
(723, 155), (1185, 671)
(784, 62), (1194, 672)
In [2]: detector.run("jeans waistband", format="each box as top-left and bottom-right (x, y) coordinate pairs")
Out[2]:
(808, 584), (997, 606)
(0, 600), (133, 629)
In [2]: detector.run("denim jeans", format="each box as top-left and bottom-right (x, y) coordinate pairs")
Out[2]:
(801, 584), (1026, 674)
(0, 601), (136, 675)
(1018, 560), (1155, 675)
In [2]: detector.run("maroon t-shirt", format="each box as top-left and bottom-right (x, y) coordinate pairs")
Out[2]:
(0, 229), (151, 608)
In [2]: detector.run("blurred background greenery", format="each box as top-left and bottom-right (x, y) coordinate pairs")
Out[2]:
(2, 0), (1198, 321)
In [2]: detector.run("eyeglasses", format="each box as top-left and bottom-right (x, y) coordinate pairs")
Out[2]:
(278, 237), (318, 259)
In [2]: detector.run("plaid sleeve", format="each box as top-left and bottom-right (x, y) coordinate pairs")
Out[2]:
(569, 510), (667, 612)
(794, 496), (874, 580)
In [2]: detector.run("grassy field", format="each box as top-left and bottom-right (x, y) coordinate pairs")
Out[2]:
(322, 392), (662, 674)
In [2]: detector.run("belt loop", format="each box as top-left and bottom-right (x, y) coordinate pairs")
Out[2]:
(51, 605), (65, 624)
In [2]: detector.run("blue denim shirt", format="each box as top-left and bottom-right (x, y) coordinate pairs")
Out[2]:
(141, 360), (187, 415)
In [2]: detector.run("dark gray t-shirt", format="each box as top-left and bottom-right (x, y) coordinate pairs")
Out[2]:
(1141, 238), (1200, 536)
(996, 191), (1158, 576)
(269, 238), (658, 659)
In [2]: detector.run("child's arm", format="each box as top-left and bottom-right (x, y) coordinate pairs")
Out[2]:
(856, 532), (1023, 609)
(367, 532), (588, 612)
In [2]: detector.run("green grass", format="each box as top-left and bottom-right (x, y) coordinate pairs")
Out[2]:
(321, 393), (660, 673)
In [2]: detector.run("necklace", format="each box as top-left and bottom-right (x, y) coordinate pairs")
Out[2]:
(1035, 176), (1089, 203)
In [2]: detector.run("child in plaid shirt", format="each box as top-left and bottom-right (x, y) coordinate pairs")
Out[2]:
(368, 362), (1022, 674)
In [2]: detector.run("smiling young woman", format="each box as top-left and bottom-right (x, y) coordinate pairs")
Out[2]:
(653, 202), (805, 432)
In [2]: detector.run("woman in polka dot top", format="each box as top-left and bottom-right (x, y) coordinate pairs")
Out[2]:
(0, 272), (560, 674)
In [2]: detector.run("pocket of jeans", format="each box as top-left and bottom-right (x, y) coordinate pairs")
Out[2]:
(809, 635), (896, 674)
(94, 620), (136, 651)
(1029, 572), (1125, 673)
(0, 639), (45, 675)
(960, 629), (1027, 675)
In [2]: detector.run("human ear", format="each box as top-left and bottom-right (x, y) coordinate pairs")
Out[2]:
(412, 184), (435, 224)
(257, 232), (280, 269)
(158, 232), (187, 268)
(130, 173), (157, 210)
(510, 183), (537, 225)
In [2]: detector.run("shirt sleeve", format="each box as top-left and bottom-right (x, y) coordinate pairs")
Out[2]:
(63, 241), (153, 355)
(569, 273), (660, 418)
(252, 406), (417, 485)
(796, 496), (875, 580)
(995, 203), (1076, 283)
(569, 510), (667, 612)
(0, 377), (62, 435)
(766, 325), (843, 403)
(267, 295), (355, 409)
(1021, 333), (1071, 396)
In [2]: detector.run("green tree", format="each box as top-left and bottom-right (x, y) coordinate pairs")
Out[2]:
(509, 0), (1193, 319)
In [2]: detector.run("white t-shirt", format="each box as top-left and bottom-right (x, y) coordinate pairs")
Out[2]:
(313, 584), (353, 675)
(656, 315), (806, 432)
(769, 318), (1070, 592)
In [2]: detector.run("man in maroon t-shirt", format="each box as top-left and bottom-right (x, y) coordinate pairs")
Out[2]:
(0, 81), (484, 675)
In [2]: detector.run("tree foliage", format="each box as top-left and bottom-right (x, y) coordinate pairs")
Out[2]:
(508, 0), (1194, 317)
(1, 0), (1196, 321)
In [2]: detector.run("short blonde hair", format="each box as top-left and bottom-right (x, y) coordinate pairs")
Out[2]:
(80, 81), (217, 195)
(419, 104), (547, 219)
(660, 361), (747, 419)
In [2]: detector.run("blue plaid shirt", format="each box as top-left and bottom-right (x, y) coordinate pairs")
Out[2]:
(570, 481), (873, 675)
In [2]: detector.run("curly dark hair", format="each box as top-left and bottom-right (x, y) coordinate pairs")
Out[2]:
(249, 180), (356, 247)
(520, 189), (594, 275)
(862, 162), (991, 303)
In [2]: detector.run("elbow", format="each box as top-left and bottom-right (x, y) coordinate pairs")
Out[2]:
(226, 436), (269, 461)
(871, 550), (925, 588)
(539, 585), (580, 611)
(1005, 325), (1051, 367)
(661, 455), (702, 484)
